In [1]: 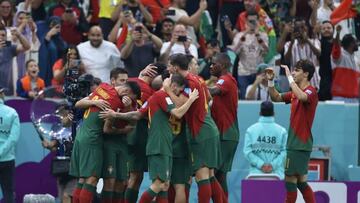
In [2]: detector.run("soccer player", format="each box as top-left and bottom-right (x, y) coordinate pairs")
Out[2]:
(99, 74), (199, 203)
(70, 81), (141, 203)
(125, 63), (165, 203)
(164, 53), (221, 203)
(208, 53), (239, 201)
(101, 68), (133, 203)
(266, 60), (318, 203)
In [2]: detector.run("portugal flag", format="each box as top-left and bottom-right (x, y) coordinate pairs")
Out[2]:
(330, 0), (358, 25)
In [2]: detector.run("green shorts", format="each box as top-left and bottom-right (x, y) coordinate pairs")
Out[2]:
(218, 140), (238, 173)
(148, 155), (172, 182)
(285, 150), (311, 176)
(189, 136), (221, 172)
(102, 147), (128, 181)
(128, 145), (148, 172)
(69, 140), (103, 178)
(171, 157), (191, 184)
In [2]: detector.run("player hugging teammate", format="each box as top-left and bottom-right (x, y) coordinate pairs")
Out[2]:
(69, 53), (241, 203)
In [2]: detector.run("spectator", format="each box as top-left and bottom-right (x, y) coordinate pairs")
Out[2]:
(141, 0), (170, 24)
(16, 59), (45, 99)
(231, 0), (276, 63)
(283, 17), (321, 89)
(166, 0), (207, 43)
(257, 0), (291, 33)
(0, 26), (30, 95)
(122, 0), (153, 25)
(159, 18), (174, 42)
(121, 22), (162, 77)
(228, 10), (268, 99)
(77, 0), (100, 25)
(98, 0), (122, 40)
(245, 63), (271, 101)
(317, 0), (335, 23)
(48, 0), (89, 45)
(0, 87), (20, 203)
(160, 24), (198, 62)
(16, 0), (47, 22)
(52, 45), (84, 87)
(77, 26), (122, 83)
(243, 101), (287, 179)
(12, 11), (40, 78)
(318, 21), (334, 101)
(0, 0), (14, 27)
(198, 39), (220, 80)
(38, 16), (67, 86)
(331, 25), (360, 103)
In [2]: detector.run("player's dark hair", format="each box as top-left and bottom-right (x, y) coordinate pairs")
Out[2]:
(341, 34), (357, 50)
(161, 69), (170, 81)
(110, 68), (128, 79)
(214, 52), (231, 70)
(294, 59), (315, 81)
(93, 77), (102, 86)
(169, 53), (190, 70)
(152, 62), (167, 76)
(125, 81), (141, 100)
(171, 73), (187, 87)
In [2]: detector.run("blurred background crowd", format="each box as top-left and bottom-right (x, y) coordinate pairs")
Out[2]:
(0, 0), (359, 102)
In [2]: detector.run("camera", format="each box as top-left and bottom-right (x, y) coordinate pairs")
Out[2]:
(135, 25), (142, 32)
(165, 9), (176, 16)
(63, 66), (93, 104)
(65, 8), (72, 13)
(178, 35), (187, 42)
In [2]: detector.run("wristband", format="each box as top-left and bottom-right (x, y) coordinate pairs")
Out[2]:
(268, 80), (274, 87)
(287, 75), (295, 84)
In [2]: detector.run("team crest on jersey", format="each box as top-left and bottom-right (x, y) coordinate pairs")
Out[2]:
(108, 165), (113, 174)
(305, 89), (313, 95)
(165, 97), (173, 105)
(217, 79), (225, 85)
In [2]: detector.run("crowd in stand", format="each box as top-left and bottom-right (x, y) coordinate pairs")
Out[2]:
(0, 0), (359, 102)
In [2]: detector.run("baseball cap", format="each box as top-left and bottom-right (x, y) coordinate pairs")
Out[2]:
(260, 101), (274, 117)
(256, 63), (269, 73)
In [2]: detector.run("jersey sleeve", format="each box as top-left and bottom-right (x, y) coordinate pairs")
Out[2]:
(304, 87), (317, 104)
(138, 101), (149, 116)
(215, 78), (229, 95)
(281, 92), (292, 104)
(159, 95), (175, 113)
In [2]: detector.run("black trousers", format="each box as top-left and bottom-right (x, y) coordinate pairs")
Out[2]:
(0, 160), (15, 203)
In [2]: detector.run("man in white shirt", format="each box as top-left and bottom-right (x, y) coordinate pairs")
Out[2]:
(77, 26), (122, 83)
(160, 24), (198, 62)
(166, 0), (207, 44)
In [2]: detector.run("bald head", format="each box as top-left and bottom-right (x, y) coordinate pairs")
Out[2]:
(172, 24), (187, 38)
(88, 26), (103, 48)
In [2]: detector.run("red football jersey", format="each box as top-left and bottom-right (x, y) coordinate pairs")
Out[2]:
(128, 77), (155, 106)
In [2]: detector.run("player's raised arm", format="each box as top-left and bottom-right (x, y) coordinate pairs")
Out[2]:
(170, 88), (199, 119)
(265, 67), (283, 102)
(99, 109), (143, 121)
(280, 65), (309, 102)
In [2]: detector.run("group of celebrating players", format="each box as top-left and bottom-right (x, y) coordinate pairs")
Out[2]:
(68, 51), (319, 203)
(69, 52), (239, 203)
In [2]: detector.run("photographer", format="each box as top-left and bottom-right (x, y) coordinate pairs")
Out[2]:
(48, 0), (89, 45)
(283, 17), (321, 89)
(228, 10), (268, 99)
(41, 104), (76, 203)
(52, 45), (85, 87)
(0, 26), (30, 95)
(121, 22), (162, 77)
(159, 24), (197, 62)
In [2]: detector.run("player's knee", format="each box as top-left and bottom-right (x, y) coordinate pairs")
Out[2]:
(285, 175), (297, 183)
(128, 172), (143, 187)
(195, 167), (210, 181)
(114, 180), (126, 192)
(78, 178), (85, 184)
(85, 176), (99, 186)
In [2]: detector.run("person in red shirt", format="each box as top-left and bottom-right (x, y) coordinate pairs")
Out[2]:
(267, 59), (318, 203)
(208, 53), (239, 200)
(48, 0), (89, 45)
(141, 0), (170, 24)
